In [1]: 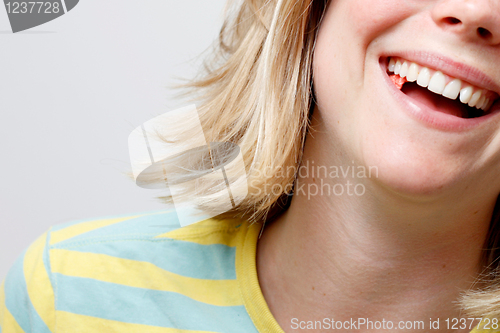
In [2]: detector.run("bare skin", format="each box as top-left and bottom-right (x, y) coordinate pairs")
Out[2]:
(256, 0), (500, 332)
(257, 116), (496, 332)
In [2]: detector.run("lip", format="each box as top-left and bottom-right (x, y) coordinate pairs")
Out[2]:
(379, 57), (500, 132)
(381, 51), (500, 96)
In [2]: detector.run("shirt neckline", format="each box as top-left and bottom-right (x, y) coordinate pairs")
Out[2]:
(236, 221), (285, 333)
(233, 220), (496, 333)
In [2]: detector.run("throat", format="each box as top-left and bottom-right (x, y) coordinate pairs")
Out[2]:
(259, 203), (486, 333)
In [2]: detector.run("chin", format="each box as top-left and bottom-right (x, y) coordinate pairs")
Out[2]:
(361, 142), (466, 199)
(376, 169), (455, 199)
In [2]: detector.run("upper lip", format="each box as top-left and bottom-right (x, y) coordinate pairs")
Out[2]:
(381, 51), (500, 97)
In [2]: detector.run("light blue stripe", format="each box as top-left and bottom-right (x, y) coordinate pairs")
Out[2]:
(44, 228), (57, 307)
(52, 238), (236, 280)
(54, 274), (258, 333)
(4, 250), (30, 333)
(52, 211), (178, 246)
(4, 250), (52, 333)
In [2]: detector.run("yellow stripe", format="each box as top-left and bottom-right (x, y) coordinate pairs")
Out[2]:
(23, 232), (55, 332)
(49, 215), (145, 245)
(56, 311), (218, 333)
(155, 218), (241, 246)
(50, 249), (242, 307)
(0, 281), (25, 333)
(236, 221), (285, 333)
(0, 280), (5, 330)
(0, 281), (4, 329)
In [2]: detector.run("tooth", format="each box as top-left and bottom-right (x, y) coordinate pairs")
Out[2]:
(480, 98), (489, 110)
(484, 99), (494, 112)
(417, 67), (431, 87)
(428, 71), (446, 94)
(460, 86), (473, 103)
(388, 58), (396, 72)
(468, 90), (482, 107)
(399, 61), (409, 78)
(394, 60), (402, 75)
(476, 95), (486, 109)
(481, 99), (488, 110)
(390, 59), (494, 111)
(406, 63), (419, 82)
(442, 79), (462, 100)
(480, 97), (490, 110)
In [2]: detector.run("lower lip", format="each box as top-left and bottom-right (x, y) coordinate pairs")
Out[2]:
(379, 59), (500, 131)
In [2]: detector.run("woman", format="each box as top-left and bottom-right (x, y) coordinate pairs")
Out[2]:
(2, 0), (500, 332)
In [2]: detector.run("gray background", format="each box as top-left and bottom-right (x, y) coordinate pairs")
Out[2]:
(0, 0), (226, 280)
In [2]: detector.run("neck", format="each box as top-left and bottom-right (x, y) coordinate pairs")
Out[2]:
(256, 129), (497, 333)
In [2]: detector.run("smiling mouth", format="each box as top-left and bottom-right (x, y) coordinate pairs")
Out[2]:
(386, 57), (499, 119)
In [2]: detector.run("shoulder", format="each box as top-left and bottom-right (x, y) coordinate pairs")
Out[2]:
(1, 209), (259, 333)
(47, 209), (249, 280)
(48, 208), (245, 246)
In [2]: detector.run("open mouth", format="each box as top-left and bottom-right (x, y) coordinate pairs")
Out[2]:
(385, 57), (499, 119)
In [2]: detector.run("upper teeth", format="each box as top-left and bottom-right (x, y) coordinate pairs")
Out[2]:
(388, 57), (495, 112)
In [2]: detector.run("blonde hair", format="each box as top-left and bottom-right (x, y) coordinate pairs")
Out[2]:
(129, 0), (500, 319)
(133, 0), (326, 223)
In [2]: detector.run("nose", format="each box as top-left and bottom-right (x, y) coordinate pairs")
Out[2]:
(431, 0), (500, 45)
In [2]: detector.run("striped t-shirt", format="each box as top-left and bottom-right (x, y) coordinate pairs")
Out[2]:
(0, 209), (283, 333)
(1, 210), (498, 333)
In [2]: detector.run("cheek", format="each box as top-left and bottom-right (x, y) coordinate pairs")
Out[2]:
(346, 0), (415, 43)
(312, 0), (415, 105)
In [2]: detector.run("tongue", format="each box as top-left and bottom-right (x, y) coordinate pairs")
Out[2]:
(401, 82), (467, 118)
